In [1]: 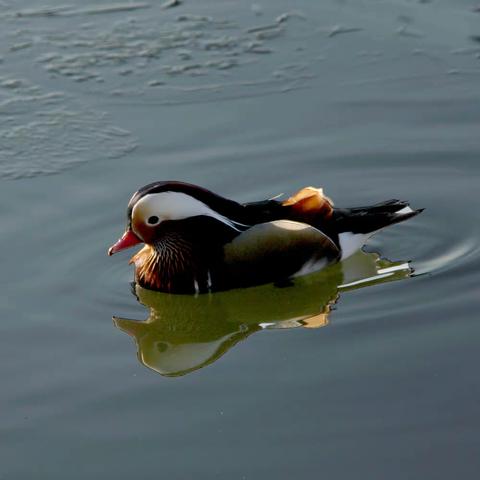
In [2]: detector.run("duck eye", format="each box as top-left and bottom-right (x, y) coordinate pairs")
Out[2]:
(147, 215), (159, 225)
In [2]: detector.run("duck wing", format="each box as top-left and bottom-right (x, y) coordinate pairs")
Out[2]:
(222, 220), (340, 288)
(242, 188), (422, 258)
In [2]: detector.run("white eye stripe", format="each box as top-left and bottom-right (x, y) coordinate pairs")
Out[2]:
(132, 191), (245, 231)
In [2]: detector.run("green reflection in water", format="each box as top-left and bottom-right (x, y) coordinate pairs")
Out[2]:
(113, 251), (411, 377)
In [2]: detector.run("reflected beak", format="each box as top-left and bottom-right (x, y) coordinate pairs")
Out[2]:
(108, 229), (142, 256)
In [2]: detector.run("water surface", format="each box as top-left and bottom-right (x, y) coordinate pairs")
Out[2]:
(1, 0), (480, 478)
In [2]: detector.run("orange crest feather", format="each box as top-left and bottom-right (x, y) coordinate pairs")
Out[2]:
(282, 186), (334, 220)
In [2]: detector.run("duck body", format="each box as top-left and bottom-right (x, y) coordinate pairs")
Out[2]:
(108, 181), (422, 294)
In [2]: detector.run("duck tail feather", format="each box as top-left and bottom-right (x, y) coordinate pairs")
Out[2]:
(334, 201), (423, 234)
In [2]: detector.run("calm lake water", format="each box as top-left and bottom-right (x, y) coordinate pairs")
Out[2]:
(1, 0), (480, 478)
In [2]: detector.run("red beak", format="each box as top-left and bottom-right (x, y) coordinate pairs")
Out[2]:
(108, 229), (142, 256)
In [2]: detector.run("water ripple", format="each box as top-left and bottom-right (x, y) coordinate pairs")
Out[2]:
(0, 76), (137, 179)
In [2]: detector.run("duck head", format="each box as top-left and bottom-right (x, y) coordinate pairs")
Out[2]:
(108, 181), (248, 292)
(108, 181), (246, 256)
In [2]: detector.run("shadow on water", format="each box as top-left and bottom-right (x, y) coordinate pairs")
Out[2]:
(113, 250), (412, 377)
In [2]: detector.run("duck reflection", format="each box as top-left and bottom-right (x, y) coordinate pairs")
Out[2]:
(113, 251), (411, 377)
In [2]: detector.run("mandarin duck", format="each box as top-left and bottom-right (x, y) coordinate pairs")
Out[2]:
(108, 181), (422, 293)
